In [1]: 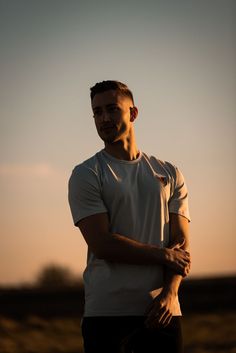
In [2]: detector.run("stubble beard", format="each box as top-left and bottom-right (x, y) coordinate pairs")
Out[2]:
(98, 122), (129, 144)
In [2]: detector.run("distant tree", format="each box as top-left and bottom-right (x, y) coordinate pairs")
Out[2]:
(35, 264), (79, 288)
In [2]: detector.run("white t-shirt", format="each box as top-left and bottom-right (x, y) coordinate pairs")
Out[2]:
(68, 150), (190, 316)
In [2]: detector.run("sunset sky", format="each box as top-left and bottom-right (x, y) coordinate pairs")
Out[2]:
(1, 0), (235, 285)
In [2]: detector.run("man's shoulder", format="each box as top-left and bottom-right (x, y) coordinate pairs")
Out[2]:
(70, 151), (103, 178)
(143, 152), (178, 176)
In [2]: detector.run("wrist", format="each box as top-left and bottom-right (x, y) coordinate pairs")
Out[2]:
(163, 272), (182, 296)
(162, 284), (178, 297)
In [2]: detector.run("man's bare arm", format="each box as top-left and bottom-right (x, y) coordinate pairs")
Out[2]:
(159, 213), (190, 303)
(77, 212), (190, 276)
(145, 213), (190, 328)
(163, 212), (190, 290)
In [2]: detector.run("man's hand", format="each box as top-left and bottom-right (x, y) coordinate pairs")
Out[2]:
(144, 289), (177, 329)
(163, 242), (191, 277)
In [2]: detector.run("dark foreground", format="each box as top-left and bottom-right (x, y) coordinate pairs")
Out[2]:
(0, 276), (236, 353)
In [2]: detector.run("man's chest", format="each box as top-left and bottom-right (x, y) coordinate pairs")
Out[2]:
(99, 163), (171, 208)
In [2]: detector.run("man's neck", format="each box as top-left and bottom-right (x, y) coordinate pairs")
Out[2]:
(104, 141), (139, 161)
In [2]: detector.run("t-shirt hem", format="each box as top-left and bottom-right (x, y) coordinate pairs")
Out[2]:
(73, 209), (108, 226)
(169, 209), (191, 222)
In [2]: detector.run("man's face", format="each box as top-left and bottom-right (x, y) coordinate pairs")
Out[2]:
(91, 90), (135, 144)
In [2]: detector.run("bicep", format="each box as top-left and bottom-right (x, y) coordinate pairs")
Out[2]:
(77, 212), (110, 256)
(68, 167), (107, 227)
(169, 213), (190, 251)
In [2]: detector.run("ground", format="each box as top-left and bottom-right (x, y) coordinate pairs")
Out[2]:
(1, 312), (236, 353)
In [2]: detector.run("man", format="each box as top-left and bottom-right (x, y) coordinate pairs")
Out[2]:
(68, 80), (191, 353)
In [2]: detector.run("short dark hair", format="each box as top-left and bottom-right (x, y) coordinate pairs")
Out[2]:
(90, 80), (134, 104)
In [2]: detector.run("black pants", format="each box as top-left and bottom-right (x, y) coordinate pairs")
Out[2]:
(81, 316), (183, 353)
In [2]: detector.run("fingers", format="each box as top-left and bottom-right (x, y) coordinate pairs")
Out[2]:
(179, 260), (191, 277)
(158, 310), (172, 327)
(164, 247), (191, 275)
(178, 249), (191, 261)
(175, 249), (191, 274)
(173, 261), (191, 276)
(171, 255), (191, 276)
(145, 308), (172, 329)
(172, 248), (191, 263)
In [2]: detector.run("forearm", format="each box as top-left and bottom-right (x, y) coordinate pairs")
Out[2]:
(162, 213), (191, 294)
(162, 271), (182, 296)
(95, 232), (165, 265)
(78, 213), (190, 275)
(144, 214), (190, 328)
(93, 232), (189, 276)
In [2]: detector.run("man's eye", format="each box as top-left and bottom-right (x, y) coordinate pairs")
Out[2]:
(93, 111), (102, 117)
(108, 106), (118, 112)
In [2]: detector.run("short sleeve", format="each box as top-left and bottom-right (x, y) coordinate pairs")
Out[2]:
(168, 167), (191, 221)
(68, 165), (108, 226)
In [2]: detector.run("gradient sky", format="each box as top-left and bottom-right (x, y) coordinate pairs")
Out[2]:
(1, 0), (235, 285)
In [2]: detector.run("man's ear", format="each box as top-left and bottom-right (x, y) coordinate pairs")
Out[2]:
(130, 106), (138, 122)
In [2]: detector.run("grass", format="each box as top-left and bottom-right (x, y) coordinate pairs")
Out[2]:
(0, 312), (235, 353)
(182, 312), (236, 353)
(0, 316), (83, 353)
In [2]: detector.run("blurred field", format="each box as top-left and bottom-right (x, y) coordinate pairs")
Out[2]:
(182, 312), (236, 353)
(0, 312), (236, 353)
(0, 316), (83, 353)
(0, 276), (235, 353)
